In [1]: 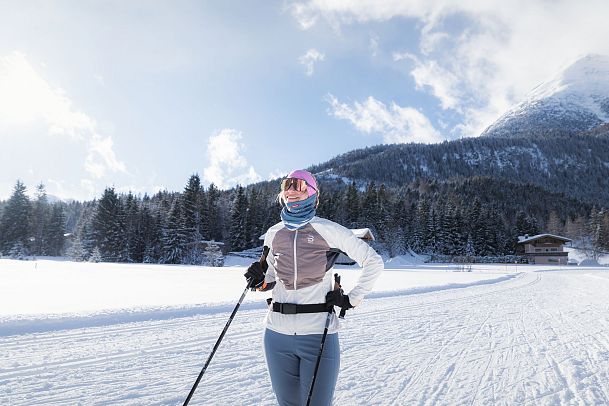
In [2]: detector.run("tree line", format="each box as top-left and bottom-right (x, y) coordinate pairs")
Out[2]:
(0, 181), (66, 258)
(2, 174), (608, 264)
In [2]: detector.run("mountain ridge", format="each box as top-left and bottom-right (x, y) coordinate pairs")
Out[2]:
(481, 54), (609, 138)
(309, 134), (609, 206)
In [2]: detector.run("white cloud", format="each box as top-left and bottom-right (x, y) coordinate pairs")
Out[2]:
(202, 129), (261, 189)
(290, 2), (320, 30)
(369, 33), (380, 57)
(0, 52), (127, 178)
(85, 134), (127, 179)
(298, 48), (325, 76)
(326, 93), (443, 144)
(292, 0), (609, 137)
(0, 52), (95, 138)
(407, 55), (461, 111)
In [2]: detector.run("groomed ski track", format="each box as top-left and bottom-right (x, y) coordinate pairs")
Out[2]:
(1, 269), (609, 405)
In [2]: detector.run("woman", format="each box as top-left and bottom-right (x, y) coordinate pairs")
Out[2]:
(244, 169), (384, 406)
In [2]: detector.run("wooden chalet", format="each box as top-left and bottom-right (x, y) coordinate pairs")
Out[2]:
(516, 234), (572, 265)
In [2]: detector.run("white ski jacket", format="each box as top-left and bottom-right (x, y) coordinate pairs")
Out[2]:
(261, 217), (384, 335)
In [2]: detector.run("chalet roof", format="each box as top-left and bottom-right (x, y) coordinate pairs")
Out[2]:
(259, 227), (375, 241)
(186, 240), (225, 246)
(517, 233), (572, 244)
(351, 228), (375, 241)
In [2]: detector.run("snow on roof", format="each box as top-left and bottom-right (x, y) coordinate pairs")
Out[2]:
(351, 228), (375, 240)
(517, 233), (572, 244)
(186, 240), (225, 245)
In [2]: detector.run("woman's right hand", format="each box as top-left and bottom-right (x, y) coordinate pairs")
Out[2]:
(244, 261), (265, 288)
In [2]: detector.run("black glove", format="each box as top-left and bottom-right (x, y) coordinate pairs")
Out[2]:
(325, 288), (353, 311)
(244, 261), (265, 288)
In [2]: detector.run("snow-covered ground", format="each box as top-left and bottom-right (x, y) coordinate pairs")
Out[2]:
(1, 258), (608, 405)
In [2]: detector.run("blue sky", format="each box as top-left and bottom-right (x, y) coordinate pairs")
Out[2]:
(2, 0), (609, 201)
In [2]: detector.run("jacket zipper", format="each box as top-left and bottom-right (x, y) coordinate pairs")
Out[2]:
(293, 229), (298, 290)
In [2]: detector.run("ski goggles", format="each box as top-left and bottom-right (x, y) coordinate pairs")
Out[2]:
(280, 177), (315, 192)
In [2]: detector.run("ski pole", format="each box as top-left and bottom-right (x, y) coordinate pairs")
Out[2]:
(306, 273), (341, 406)
(183, 247), (269, 406)
(182, 279), (252, 406)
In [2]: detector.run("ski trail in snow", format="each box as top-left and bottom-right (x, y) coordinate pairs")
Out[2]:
(1, 270), (609, 405)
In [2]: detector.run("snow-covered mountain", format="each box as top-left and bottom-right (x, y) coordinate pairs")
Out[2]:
(482, 54), (609, 138)
(305, 56), (609, 206)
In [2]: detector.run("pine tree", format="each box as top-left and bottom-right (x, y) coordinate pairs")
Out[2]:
(46, 204), (66, 256)
(516, 211), (539, 238)
(468, 198), (482, 256)
(9, 241), (27, 259)
(427, 208), (441, 254)
(476, 207), (497, 256)
(445, 201), (463, 256)
(92, 188), (125, 262)
(139, 203), (157, 263)
(546, 211), (562, 235)
(376, 184), (391, 238)
(361, 182), (378, 229)
(162, 197), (188, 264)
(228, 186), (248, 252)
(123, 192), (141, 262)
(67, 237), (86, 262)
(411, 198), (430, 253)
(599, 210), (609, 251)
(484, 206), (503, 255)
(436, 202), (450, 254)
(143, 208), (164, 263)
(72, 202), (96, 260)
(465, 234), (475, 257)
(565, 215), (586, 244)
(182, 174), (203, 242)
(401, 202), (416, 250)
(205, 183), (223, 242)
(182, 175), (205, 251)
(587, 207), (604, 260)
(204, 242), (224, 267)
(344, 182), (360, 228)
(31, 183), (49, 255)
(515, 211), (528, 238)
(245, 188), (266, 248)
(316, 189), (335, 221)
(89, 246), (102, 263)
(0, 181), (31, 255)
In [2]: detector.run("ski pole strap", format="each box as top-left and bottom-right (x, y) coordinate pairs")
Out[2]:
(272, 302), (331, 314)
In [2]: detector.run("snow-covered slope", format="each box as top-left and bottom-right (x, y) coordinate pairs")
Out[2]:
(2, 260), (609, 405)
(482, 54), (609, 138)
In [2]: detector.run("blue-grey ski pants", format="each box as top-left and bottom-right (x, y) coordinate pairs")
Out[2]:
(263, 328), (340, 406)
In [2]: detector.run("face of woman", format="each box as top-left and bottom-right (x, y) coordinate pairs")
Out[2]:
(283, 187), (308, 203)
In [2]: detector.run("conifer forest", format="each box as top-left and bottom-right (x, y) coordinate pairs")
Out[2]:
(2, 169), (608, 265)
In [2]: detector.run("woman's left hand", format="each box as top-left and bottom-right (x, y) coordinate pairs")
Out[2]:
(325, 288), (353, 310)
